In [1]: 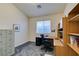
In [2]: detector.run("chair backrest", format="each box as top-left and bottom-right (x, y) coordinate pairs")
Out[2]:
(40, 34), (44, 38)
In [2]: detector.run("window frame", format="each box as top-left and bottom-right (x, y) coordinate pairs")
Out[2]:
(36, 20), (51, 34)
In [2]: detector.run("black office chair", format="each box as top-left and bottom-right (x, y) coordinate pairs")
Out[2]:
(41, 38), (53, 52)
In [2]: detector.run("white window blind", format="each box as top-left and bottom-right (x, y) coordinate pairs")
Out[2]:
(36, 20), (51, 34)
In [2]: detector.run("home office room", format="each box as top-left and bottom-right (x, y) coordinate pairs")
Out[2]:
(0, 1), (79, 59)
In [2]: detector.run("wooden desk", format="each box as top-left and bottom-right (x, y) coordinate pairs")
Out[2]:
(54, 39), (65, 56)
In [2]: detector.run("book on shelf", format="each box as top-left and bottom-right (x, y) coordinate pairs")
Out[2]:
(75, 37), (79, 47)
(70, 36), (79, 47)
(70, 36), (77, 46)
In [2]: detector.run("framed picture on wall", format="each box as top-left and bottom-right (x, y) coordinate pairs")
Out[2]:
(13, 24), (20, 32)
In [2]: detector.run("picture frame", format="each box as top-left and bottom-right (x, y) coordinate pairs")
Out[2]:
(13, 24), (20, 32)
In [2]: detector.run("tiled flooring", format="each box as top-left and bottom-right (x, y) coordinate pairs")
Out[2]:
(13, 42), (54, 56)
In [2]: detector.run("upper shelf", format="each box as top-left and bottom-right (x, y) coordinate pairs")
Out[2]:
(68, 14), (79, 22)
(68, 33), (79, 36)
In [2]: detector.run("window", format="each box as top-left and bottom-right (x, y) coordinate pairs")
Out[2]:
(36, 20), (51, 34)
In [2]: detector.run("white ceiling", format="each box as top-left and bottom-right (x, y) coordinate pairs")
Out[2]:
(14, 3), (66, 17)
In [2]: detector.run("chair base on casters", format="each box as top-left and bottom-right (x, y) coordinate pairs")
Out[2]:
(41, 46), (53, 52)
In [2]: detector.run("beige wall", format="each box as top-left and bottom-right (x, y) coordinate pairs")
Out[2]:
(64, 3), (78, 16)
(0, 4), (29, 47)
(28, 13), (64, 42)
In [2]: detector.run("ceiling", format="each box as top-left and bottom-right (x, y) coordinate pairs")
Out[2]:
(14, 3), (66, 18)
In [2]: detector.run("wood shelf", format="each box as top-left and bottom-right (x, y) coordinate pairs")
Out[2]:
(68, 33), (79, 36)
(67, 44), (79, 55)
(68, 14), (79, 22)
(54, 40), (64, 46)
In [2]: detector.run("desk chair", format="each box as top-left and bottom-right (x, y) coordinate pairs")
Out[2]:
(41, 38), (53, 52)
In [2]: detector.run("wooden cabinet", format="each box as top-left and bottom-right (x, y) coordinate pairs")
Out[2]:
(54, 46), (65, 56)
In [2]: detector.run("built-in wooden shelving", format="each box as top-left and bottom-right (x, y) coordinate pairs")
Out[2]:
(68, 33), (79, 36)
(67, 44), (79, 55)
(62, 4), (79, 56)
(68, 14), (79, 22)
